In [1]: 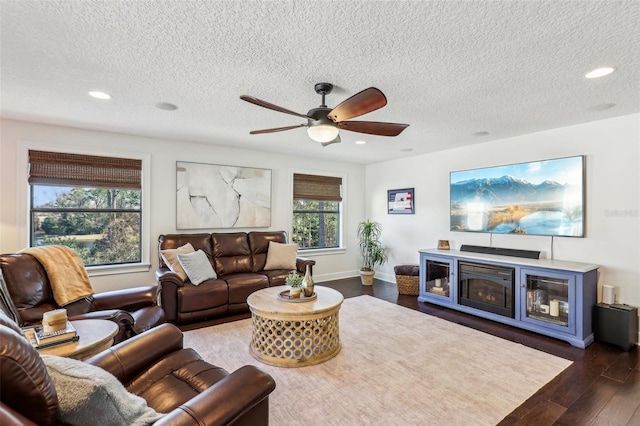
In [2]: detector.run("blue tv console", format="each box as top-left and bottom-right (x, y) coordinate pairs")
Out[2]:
(418, 249), (599, 348)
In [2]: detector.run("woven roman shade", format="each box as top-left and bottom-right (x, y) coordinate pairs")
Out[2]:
(293, 173), (342, 201)
(28, 150), (142, 189)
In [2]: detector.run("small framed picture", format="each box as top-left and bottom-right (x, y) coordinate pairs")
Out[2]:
(388, 188), (414, 214)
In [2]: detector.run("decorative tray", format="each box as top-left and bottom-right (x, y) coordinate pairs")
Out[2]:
(278, 290), (317, 303)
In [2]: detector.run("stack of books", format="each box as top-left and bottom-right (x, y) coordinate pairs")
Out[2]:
(23, 321), (79, 349)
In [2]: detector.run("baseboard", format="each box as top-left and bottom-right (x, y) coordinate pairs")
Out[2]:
(376, 271), (396, 283)
(313, 270), (360, 283)
(313, 270), (395, 284)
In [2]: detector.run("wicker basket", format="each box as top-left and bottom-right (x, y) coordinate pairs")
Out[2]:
(396, 274), (419, 296)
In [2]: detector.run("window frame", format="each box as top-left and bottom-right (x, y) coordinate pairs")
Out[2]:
(18, 142), (151, 276)
(290, 169), (345, 254)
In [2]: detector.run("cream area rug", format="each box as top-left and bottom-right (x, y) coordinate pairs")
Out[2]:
(183, 295), (572, 425)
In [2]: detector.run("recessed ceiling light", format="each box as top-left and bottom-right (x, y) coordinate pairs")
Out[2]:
(88, 90), (111, 100)
(585, 66), (616, 79)
(355, 140), (367, 145)
(473, 131), (489, 137)
(156, 102), (178, 111)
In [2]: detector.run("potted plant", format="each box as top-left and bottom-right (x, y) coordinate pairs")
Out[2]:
(357, 220), (388, 285)
(285, 271), (303, 297)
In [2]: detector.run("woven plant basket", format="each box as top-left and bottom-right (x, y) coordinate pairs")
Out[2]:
(396, 274), (419, 296)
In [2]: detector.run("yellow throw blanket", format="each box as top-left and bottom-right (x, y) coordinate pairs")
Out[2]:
(20, 245), (94, 306)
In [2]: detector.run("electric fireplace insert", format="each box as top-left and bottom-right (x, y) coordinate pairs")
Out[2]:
(459, 261), (515, 318)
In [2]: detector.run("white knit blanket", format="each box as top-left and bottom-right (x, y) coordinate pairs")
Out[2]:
(42, 355), (164, 426)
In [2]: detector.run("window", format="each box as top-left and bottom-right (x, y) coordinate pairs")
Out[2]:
(292, 173), (342, 250)
(28, 150), (142, 267)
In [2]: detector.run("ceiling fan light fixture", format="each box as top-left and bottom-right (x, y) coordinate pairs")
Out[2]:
(307, 124), (339, 143)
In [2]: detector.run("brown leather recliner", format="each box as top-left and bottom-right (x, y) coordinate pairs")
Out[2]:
(0, 253), (166, 344)
(0, 311), (276, 426)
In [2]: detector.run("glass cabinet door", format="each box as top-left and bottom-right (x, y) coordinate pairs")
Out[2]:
(521, 270), (575, 333)
(425, 259), (451, 298)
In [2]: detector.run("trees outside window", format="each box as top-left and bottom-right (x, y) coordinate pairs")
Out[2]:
(292, 173), (342, 250)
(292, 200), (340, 249)
(31, 186), (141, 266)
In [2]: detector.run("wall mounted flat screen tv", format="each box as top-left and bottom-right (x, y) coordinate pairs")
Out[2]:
(450, 156), (585, 237)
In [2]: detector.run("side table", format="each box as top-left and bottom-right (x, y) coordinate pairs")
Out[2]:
(38, 319), (119, 360)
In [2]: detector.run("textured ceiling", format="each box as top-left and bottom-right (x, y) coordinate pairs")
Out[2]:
(1, 1), (639, 164)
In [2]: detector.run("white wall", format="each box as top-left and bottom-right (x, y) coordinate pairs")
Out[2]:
(366, 114), (640, 311)
(2, 115), (638, 307)
(0, 118), (366, 292)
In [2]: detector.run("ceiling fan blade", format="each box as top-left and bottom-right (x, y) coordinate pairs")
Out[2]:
(249, 124), (307, 134)
(321, 134), (341, 147)
(240, 95), (312, 120)
(328, 87), (387, 123)
(337, 121), (409, 136)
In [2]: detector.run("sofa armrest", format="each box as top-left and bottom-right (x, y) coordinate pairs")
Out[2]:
(69, 309), (134, 325)
(0, 402), (38, 426)
(155, 365), (276, 426)
(296, 257), (316, 275)
(155, 268), (186, 323)
(69, 309), (135, 344)
(92, 285), (159, 311)
(156, 267), (185, 286)
(85, 323), (183, 383)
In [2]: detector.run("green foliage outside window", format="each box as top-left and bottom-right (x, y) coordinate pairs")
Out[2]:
(31, 186), (141, 266)
(292, 199), (340, 250)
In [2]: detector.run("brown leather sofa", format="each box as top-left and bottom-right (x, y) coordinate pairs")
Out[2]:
(0, 253), (166, 344)
(0, 311), (276, 426)
(156, 231), (315, 324)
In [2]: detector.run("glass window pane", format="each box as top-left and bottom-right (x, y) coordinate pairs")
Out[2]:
(32, 185), (140, 209)
(32, 211), (141, 266)
(292, 199), (340, 249)
(30, 184), (142, 266)
(294, 199), (339, 212)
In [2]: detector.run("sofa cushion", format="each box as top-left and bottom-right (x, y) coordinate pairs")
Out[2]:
(225, 274), (269, 304)
(160, 243), (195, 281)
(264, 242), (298, 270)
(42, 355), (164, 425)
(177, 280), (228, 314)
(262, 269), (291, 287)
(0, 253), (54, 316)
(212, 232), (252, 275)
(177, 250), (217, 285)
(126, 348), (229, 414)
(248, 231), (287, 271)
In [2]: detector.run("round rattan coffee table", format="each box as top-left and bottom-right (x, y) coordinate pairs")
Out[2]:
(247, 285), (344, 367)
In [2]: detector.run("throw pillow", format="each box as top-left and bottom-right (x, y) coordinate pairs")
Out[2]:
(177, 249), (217, 285)
(42, 355), (164, 426)
(160, 243), (195, 281)
(264, 241), (299, 270)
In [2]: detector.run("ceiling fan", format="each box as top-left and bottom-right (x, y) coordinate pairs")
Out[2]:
(240, 83), (409, 146)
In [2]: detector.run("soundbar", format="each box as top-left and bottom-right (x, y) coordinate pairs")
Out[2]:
(459, 245), (541, 259)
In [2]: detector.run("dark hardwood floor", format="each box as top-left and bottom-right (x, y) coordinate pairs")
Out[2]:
(322, 277), (640, 426)
(181, 277), (639, 425)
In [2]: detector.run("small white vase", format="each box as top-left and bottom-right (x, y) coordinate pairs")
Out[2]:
(289, 286), (301, 298)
